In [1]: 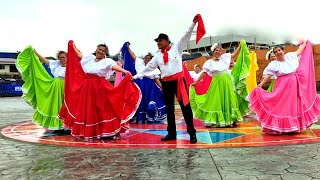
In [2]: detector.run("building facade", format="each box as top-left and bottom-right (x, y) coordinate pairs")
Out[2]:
(0, 52), (19, 78)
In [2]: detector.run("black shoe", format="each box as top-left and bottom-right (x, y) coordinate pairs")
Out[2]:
(161, 134), (177, 141)
(52, 130), (64, 134)
(64, 130), (71, 135)
(232, 122), (238, 127)
(190, 134), (197, 144)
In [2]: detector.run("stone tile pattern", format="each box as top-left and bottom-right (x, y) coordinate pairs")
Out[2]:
(1, 97), (320, 180)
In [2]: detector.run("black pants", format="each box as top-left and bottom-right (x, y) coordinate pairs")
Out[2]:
(162, 79), (196, 136)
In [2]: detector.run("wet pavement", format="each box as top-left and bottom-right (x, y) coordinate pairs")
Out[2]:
(1, 97), (320, 180)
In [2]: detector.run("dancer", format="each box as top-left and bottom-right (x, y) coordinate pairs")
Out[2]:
(190, 40), (251, 127)
(249, 40), (320, 134)
(134, 15), (203, 143)
(183, 61), (212, 96)
(59, 41), (141, 140)
(264, 50), (277, 92)
(246, 51), (259, 93)
(16, 47), (66, 131)
(121, 42), (166, 123)
(189, 64), (202, 81)
(34, 50), (67, 78)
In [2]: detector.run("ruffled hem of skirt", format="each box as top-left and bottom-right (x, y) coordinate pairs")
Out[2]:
(249, 89), (320, 134)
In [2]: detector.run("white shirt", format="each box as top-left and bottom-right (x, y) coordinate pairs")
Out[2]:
(80, 54), (117, 79)
(202, 53), (231, 76)
(189, 71), (201, 81)
(263, 52), (299, 77)
(135, 58), (160, 79)
(134, 22), (196, 79)
(48, 60), (66, 78)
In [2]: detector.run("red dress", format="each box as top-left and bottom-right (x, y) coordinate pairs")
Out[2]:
(59, 41), (141, 139)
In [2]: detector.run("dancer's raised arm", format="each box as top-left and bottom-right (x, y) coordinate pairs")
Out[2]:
(296, 40), (307, 56)
(34, 49), (49, 65)
(176, 15), (198, 54)
(231, 43), (241, 59)
(72, 42), (83, 59)
(128, 45), (137, 61)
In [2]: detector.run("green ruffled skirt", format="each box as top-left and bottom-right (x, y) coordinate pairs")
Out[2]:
(16, 46), (64, 129)
(190, 40), (250, 127)
(267, 79), (276, 92)
(190, 73), (245, 127)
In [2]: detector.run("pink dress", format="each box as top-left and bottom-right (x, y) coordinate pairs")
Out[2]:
(114, 61), (123, 87)
(249, 41), (320, 134)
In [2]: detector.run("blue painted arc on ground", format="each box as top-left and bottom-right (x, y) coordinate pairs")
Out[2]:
(133, 129), (244, 144)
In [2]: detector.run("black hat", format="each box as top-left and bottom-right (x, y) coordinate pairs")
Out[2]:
(154, 33), (171, 43)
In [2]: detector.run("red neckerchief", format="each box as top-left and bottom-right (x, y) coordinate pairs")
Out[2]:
(161, 46), (171, 65)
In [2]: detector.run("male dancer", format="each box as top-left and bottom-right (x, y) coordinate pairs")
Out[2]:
(134, 15), (199, 143)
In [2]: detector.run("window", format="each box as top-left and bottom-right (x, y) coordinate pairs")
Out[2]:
(9, 65), (18, 72)
(0, 65), (5, 69)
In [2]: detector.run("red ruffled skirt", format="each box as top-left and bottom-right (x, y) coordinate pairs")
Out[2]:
(59, 40), (141, 139)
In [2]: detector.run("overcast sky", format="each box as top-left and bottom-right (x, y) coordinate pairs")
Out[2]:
(0, 0), (319, 57)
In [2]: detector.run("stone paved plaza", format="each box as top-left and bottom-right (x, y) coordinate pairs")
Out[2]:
(1, 97), (320, 180)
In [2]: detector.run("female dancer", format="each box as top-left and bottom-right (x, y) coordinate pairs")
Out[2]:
(189, 64), (202, 81)
(16, 47), (66, 131)
(249, 40), (320, 134)
(190, 40), (251, 127)
(122, 42), (166, 123)
(59, 41), (141, 140)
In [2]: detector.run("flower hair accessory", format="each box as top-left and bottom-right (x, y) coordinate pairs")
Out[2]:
(265, 49), (273, 60)
(211, 43), (222, 52)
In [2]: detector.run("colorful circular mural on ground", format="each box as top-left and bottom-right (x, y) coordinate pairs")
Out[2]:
(2, 110), (320, 148)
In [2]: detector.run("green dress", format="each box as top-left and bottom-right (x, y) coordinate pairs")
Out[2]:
(267, 79), (276, 92)
(189, 40), (250, 127)
(16, 46), (64, 129)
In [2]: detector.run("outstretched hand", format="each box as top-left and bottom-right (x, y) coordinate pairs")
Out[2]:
(191, 82), (198, 86)
(124, 70), (131, 75)
(193, 15), (199, 23)
(300, 39), (307, 45)
(72, 42), (79, 51)
(124, 71), (134, 80)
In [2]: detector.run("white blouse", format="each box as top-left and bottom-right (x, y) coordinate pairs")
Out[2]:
(263, 52), (299, 77)
(202, 53), (231, 76)
(189, 71), (201, 81)
(48, 60), (66, 78)
(80, 54), (117, 79)
(135, 58), (160, 79)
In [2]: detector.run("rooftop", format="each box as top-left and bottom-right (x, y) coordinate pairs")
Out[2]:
(184, 34), (275, 51)
(0, 52), (19, 59)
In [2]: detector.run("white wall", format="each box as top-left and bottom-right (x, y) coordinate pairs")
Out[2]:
(0, 65), (10, 73)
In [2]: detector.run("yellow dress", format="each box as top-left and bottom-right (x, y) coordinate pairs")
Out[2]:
(246, 51), (259, 93)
